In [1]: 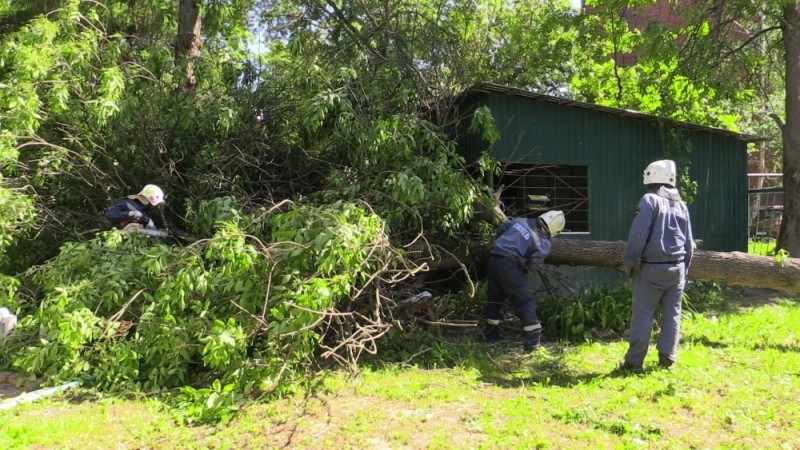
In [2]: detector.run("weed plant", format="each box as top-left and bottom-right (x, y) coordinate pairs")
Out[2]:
(534, 280), (732, 344)
(538, 286), (632, 341)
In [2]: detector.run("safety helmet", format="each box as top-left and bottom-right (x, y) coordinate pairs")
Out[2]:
(643, 160), (676, 187)
(138, 184), (165, 206)
(539, 210), (565, 237)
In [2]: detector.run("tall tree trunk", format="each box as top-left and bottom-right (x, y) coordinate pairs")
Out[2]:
(779, 3), (800, 255)
(176, 0), (202, 92)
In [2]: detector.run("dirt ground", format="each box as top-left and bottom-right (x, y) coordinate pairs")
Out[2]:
(0, 370), (40, 401)
(726, 286), (785, 306)
(0, 287), (790, 404)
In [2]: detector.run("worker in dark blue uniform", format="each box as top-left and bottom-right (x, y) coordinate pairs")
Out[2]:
(621, 160), (694, 370)
(105, 184), (165, 232)
(484, 210), (565, 353)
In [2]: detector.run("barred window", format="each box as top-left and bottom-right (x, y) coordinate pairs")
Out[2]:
(496, 164), (589, 233)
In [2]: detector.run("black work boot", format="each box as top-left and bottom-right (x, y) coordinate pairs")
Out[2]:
(618, 361), (643, 373)
(523, 329), (542, 353)
(484, 323), (502, 343)
(658, 353), (674, 369)
(522, 321), (542, 353)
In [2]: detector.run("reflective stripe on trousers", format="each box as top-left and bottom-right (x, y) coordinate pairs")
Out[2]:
(523, 323), (542, 332)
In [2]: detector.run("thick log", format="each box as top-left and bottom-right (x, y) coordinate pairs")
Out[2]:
(547, 239), (800, 294)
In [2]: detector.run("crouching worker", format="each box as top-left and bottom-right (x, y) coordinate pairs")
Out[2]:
(484, 210), (565, 353)
(105, 184), (165, 233)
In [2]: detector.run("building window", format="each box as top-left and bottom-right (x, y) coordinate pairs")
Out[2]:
(496, 164), (589, 233)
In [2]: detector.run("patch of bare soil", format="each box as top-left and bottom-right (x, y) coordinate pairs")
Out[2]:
(0, 370), (40, 400)
(728, 286), (789, 307)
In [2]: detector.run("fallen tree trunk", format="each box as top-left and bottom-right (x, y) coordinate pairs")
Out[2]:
(547, 239), (800, 294)
(464, 200), (800, 293)
(415, 238), (800, 294)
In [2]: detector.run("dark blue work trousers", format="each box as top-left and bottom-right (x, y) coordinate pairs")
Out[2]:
(485, 254), (541, 348)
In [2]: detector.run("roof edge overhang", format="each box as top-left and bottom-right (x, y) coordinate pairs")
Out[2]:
(461, 82), (770, 143)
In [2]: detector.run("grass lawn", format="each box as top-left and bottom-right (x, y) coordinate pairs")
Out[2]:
(748, 238), (777, 256)
(1, 289), (799, 449)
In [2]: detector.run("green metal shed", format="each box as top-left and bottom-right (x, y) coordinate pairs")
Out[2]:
(456, 82), (765, 287)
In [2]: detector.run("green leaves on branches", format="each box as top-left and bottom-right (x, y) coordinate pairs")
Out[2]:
(1, 199), (391, 423)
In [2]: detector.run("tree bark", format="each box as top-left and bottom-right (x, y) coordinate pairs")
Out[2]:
(779, 3), (800, 255)
(418, 238), (800, 294)
(176, 0), (202, 92)
(547, 239), (800, 294)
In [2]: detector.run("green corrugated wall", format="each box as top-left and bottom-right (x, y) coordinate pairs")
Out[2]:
(458, 90), (749, 253)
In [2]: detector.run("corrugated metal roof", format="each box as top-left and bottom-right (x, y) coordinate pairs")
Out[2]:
(462, 82), (768, 142)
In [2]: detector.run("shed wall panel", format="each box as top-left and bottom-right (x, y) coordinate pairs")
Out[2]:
(457, 90), (750, 253)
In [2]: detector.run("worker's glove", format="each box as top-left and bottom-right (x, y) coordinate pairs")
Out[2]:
(524, 263), (538, 274)
(623, 264), (635, 276)
(128, 210), (143, 221)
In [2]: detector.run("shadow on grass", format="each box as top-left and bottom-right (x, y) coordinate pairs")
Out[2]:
(454, 339), (667, 389)
(752, 342), (800, 352)
(686, 333), (800, 353)
(685, 335), (730, 349)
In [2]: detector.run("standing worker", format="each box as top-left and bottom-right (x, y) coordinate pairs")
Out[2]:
(484, 210), (565, 353)
(105, 184), (165, 232)
(621, 160), (694, 371)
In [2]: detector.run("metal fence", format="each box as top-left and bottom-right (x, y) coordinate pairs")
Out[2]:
(748, 187), (783, 256)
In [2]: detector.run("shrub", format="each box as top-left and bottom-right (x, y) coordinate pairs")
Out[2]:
(0, 199), (393, 422)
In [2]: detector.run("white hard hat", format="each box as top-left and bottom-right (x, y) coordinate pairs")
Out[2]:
(643, 160), (676, 187)
(539, 210), (565, 237)
(138, 184), (165, 206)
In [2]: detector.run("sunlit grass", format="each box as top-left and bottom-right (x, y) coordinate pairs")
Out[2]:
(749, 238), (777, 256)
(2, 297), (800, 449)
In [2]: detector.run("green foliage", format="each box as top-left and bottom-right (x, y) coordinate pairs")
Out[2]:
(0, 183), (35, 266)
(469, 106), (501, 144)
(259, 0), (583, 237)
(0, 200), (390, 423)
(186, 196), (268, 238)
(573, 0), (761, 136)
(538, 286), (632, 341)
(682, 280), (728, 315)
(5, 300), (800, 448)
(749, 238), (777, 256)
(0, 0), (258, 271)
(298, 68), (484, 236)
(775, 248), (790, 267)
(538, 281), (735, 343)
(173, 378), (244, 425)
(0, 273), (20, 307)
